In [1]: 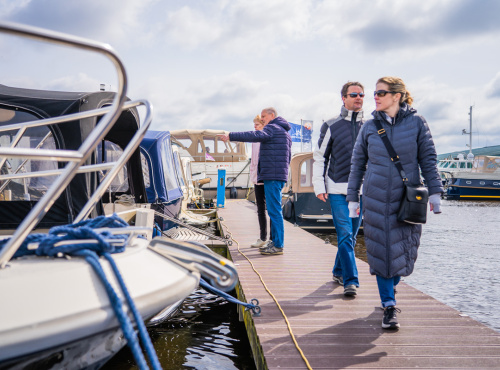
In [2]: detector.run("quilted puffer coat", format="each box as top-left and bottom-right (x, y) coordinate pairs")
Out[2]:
(230, 116), (291, 182)
(346, 104), (443, 278)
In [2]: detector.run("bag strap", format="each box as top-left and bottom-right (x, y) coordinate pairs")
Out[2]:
(372, 119), (408, 183)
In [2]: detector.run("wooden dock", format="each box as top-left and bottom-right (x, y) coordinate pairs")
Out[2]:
(218, 199), (500, 369)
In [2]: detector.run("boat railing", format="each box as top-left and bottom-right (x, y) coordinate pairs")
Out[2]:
(0, 21), (152, 268)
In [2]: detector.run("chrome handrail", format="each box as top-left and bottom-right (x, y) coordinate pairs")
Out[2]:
(0, 21), (129, 268)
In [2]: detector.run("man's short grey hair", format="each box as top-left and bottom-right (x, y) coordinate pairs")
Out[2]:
(262, 107), (278, 117)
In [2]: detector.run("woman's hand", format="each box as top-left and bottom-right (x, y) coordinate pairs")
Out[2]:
(429, 193), (442, 214)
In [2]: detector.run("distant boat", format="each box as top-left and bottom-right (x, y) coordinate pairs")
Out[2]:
(439, 154), (500, 200)
(171, 129), (252, 200)
(282, 152), (335, 230)
(437, 106), (500, 200)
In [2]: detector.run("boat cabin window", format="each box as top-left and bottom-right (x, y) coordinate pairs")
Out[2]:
(176, 137), (191, 147)
(230, 142), (242, 154)
(203, 137), (215, 154)
(173, 151), (186, 188)
(217, 139), (230, 154)
(96, 141), (129, 192)
(140, 152), (151, 188)
(0, 108), (58, 201)
(161, 142), (181, 192)
(300, 158), (313, 188)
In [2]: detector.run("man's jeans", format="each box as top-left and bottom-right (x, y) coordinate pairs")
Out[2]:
(263, 180), (285, 249)
(329, 194), (362, 287)
(377, 275), (401, 308)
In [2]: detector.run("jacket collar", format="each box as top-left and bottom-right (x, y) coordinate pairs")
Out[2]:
(341, 105), (364, 121)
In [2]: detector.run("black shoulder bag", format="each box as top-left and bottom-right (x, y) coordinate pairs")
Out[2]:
(373, 120), (429, 224)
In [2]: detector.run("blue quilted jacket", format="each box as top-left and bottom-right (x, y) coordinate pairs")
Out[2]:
(230, 116), (291, 182)
(346, 104), (443, 278)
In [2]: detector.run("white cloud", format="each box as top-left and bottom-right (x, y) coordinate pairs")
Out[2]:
(162, 0), (312, 54)
(44, 72), (101, 92)
(487, 72), (500, 98)
(6, 0), (156, 44)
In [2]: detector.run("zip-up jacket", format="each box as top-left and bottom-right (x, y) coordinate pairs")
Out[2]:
(313, 106), (364, 195)
(346, 104), (443, 278)
(230, 116), (292, 182)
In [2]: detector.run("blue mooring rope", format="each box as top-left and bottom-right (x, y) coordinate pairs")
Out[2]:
(0, 214), (161, 370)
(199, 278), (261, 316)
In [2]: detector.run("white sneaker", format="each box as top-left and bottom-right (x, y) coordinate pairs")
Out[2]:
(251, 239), (267, 248)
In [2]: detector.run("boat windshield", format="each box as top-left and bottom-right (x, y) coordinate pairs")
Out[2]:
(0, 108), (58, 201)
(300, 158), (313, 188)
(96, 141), (129, 192)
(161, 141), (181, 192)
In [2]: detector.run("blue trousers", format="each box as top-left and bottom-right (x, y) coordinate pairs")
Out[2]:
(377, 275), (401, 308)
(329, 194), (362, 287)
(263, 180), (285, 249)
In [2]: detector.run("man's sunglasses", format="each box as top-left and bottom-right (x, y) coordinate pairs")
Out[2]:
(345, 93), (365, 98)
(374, 90), (395, 97)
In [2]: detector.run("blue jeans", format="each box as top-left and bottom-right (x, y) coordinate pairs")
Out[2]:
(377, 275), (401, 308)
(329, 194), (362, 287)
(263, 180), (285, 249)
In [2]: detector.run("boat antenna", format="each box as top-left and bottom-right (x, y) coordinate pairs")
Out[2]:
(462, 105), (474, 160)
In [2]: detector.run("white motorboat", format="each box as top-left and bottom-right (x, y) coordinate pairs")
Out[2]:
(171, 129), (252, 199)
(0, 21), (237, 369)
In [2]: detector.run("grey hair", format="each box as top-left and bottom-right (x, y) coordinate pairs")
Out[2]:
(262, 107), (278, 117)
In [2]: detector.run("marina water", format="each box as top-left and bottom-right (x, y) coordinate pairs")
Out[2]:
(105, 199), (500, 368)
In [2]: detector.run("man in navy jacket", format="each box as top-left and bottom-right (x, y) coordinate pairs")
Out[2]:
(220, 107), (291, 255)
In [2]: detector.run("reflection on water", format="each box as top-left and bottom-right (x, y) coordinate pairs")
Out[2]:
(315, 200), (500, 332)
(103, 288), (256, 370)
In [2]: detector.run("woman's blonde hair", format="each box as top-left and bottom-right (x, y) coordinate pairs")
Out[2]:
(253, 114), (263, 124)
(377, 76), (413, 106)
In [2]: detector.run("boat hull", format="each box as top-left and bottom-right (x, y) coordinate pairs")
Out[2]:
(0, 238), (200, 366)
(0, 327), (124, 370)
(445, 177), (500, 200)
(283, 193), (335, 230)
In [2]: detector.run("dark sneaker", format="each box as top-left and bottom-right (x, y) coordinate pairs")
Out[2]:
(332, 275), (344, 286)
(343, 284), (357, 296)
(260, 245), (283, 255)
(382, 306), (401, 329)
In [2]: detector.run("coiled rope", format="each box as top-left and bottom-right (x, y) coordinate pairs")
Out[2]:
(0, 214), (161, 370)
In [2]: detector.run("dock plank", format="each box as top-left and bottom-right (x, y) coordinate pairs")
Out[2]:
(219, 199), (500, 369)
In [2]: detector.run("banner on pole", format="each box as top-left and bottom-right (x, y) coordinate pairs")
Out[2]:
(289, 120), (313, 143)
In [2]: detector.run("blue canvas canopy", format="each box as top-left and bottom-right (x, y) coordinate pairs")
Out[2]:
(0, 84), (146, 229)
(140, 130), (183, 203)
(140, 131), (184, 230)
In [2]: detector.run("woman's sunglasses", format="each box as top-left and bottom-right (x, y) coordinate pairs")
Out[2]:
(345, 93), (365, 98)
(374, 90), (395, 97)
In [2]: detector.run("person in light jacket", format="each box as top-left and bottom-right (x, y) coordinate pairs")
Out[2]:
(250, 114), (272, 249)
(312, 81), (365, 297)
(346, 76), (443, 330)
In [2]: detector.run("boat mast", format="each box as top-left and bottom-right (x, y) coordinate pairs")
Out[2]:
(462, 105), (474, 160)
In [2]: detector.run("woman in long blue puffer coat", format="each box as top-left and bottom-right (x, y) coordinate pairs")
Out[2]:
(346, 77), (443, 330)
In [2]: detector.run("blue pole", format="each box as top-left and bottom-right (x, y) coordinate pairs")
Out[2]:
(217, 168), (226, 208)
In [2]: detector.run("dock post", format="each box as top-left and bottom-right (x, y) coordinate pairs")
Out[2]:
(217, 169), (226, 208)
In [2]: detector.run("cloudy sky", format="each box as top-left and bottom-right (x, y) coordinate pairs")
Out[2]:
(1, 0), (500, 154)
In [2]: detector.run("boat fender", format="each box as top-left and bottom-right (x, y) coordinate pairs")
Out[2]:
(230, 186), (238, 199)
(282, 198), (294, 219)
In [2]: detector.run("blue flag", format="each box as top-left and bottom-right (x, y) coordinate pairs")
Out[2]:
(289, 121), (313, 143)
